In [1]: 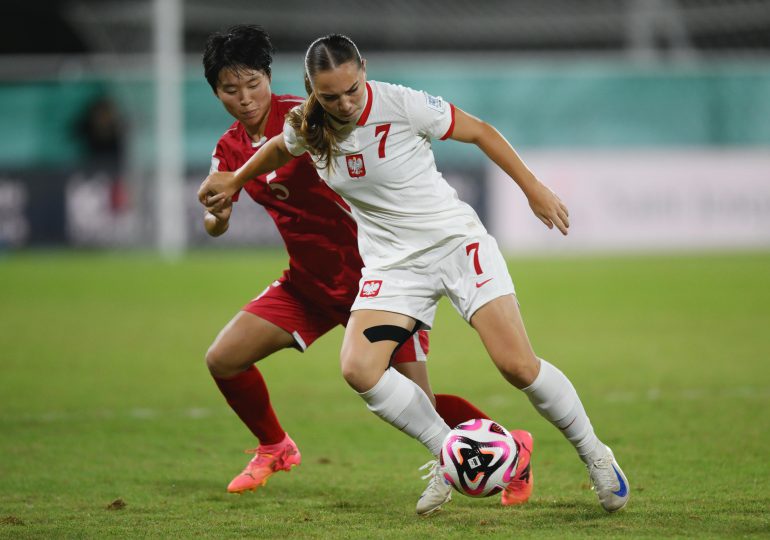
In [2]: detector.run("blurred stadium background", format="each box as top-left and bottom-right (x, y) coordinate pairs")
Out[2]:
(0, 0), (768, 255)
(2, 3), (769, 535)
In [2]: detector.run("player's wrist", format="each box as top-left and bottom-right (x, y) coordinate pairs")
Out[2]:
(231, 168), (249, 193)
(518, 174), (542, 198)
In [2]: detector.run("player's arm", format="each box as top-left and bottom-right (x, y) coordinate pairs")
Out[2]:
(203, 195), (232, 237)
(198, 134), (293, 205)
(449, 108), (570, 236)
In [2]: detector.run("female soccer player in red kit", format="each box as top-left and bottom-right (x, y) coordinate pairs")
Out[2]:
(200, 25), (532, 511)
(199, 33), (629, 517)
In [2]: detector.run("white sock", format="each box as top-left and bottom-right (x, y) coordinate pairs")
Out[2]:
(359, 368), (450, 456)
(523, 358), (604, 463)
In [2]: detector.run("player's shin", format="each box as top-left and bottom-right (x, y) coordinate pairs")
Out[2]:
(434, 394), (490, 428)
(358, 368), (450, 455)
(522, 358), (602, 463)
(213, 365), (285, 445)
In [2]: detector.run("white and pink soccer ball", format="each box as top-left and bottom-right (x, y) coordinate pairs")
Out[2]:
(439, 418), (519, 497)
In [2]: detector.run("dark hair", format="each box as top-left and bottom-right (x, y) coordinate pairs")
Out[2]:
(202, 25), (275, 93)
(287, 34), (362, 170)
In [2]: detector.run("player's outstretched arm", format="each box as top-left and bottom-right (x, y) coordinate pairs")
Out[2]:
(449, 108), (570, 236)
(198, 134), (294, 205)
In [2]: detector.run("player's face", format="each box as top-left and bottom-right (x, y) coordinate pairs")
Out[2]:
(215, 67), (272, 137)
(311, 61), (367, 124)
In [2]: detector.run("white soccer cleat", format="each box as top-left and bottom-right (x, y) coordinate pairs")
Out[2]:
(416, 459), (452, 516)
(586, 445), (630, 512)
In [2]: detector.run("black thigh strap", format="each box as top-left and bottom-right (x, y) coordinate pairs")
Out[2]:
(363, 325), (412, 344)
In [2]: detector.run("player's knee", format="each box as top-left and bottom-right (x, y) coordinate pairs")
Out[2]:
(204, 343), (224, 375)
(205, 342), (241, 378)
(340, 347), (382, 393)
(339, 349), (363, 388)
(496, 353), (540, 389)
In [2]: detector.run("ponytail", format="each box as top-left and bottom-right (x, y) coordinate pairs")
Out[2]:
(287, 73), (342, 171)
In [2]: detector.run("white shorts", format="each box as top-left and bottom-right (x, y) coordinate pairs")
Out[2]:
(350, 234), (515, 328)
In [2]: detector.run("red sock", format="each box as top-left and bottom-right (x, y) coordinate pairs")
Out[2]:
(213, 365), (285, 445)
(435, 394), (490, 428)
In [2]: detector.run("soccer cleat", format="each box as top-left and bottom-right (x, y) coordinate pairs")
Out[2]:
(501, 430), (534, 506)
(416, 459), (452, 516)
(586, 445), (630, 512)
(226, 434), (301, 494)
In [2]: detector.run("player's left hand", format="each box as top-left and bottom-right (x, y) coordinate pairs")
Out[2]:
(526, 181), (570, 236)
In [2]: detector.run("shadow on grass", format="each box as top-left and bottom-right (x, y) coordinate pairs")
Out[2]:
(151, 477), (231, 497)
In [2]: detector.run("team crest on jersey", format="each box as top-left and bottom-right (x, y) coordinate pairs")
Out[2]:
(346, 154), (366, 178)
(424, 93), (445, 112)
(360, 280), (382, 297)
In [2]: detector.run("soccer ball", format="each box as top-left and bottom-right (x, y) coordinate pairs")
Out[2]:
(439, 418), (518, 497)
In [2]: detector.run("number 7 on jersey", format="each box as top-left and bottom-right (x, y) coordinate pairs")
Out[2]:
(375, 124), (391, 159)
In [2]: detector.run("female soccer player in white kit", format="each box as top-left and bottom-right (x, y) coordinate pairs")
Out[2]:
(199, 34), (629, 516)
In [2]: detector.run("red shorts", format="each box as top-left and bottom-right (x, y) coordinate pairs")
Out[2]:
(243, 277), (429, 365)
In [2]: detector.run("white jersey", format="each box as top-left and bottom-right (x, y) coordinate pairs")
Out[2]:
(283, 80), (486, 269)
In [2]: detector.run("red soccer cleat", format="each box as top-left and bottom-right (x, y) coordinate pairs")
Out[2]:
(501, 430), (534, 506)
(227, 434), (301, 493)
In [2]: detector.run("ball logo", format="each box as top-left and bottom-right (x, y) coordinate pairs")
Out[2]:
(489, 422), (505, 435)
(360, 280), (382, 297)
(442, 435), (515, 496)
(440, 418), (519, 498)
(346, 154), (366, 178)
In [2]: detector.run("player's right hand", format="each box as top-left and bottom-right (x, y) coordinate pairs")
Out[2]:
(198, 171), (237, 204)
(205, 195), (232, 221)
(526, 181), (570, 236)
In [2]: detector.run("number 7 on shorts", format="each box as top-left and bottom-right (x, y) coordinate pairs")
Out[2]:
(465, 242), (483, 275)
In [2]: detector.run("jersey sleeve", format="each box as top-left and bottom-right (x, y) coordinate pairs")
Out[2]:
(282, 110), (310, 157)
(210, 140), (230, 174)
(402, 86), (456, 141)
(209, 139), (243, 202)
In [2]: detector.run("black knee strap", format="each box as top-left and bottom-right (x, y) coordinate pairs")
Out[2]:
(363, 325), (412, 344)
(363, 321), (424, 367)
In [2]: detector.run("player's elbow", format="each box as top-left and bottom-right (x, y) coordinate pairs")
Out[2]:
(458, 117), (494, 146)
(204, 214), (228, 237)
(474, 120), (499, 145)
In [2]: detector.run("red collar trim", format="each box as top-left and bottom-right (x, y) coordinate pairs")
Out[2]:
(356, 82), (373, 126)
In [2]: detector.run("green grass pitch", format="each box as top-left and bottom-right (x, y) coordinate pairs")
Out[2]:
(1, 250), (768, 538)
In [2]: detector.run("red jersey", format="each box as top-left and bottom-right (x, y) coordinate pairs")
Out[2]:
(211, 94), (363, 306)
